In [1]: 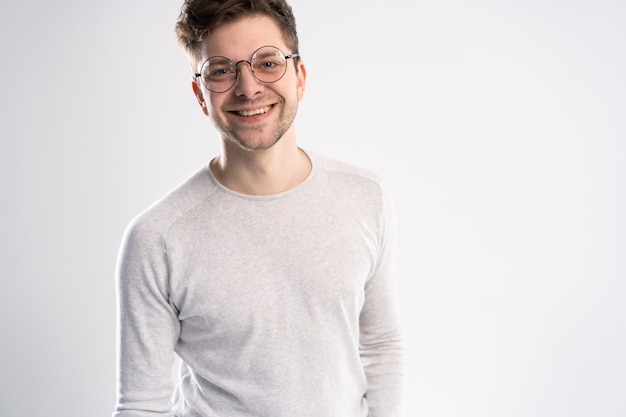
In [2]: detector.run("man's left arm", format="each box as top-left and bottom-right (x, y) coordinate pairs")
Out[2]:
(359, 185), (405, 417)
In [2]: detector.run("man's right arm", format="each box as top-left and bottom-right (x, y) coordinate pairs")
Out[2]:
(113, 217), (180, 417)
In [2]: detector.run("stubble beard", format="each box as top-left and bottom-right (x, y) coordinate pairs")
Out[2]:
(214, 97), (299, 152)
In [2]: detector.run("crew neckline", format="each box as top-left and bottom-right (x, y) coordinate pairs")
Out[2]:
(205, 149), (316, 200)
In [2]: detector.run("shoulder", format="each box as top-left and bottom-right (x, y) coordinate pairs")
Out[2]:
(123, 164), (218, 243)
(309, 152), (393, 201)
(312, 152), (381, 180)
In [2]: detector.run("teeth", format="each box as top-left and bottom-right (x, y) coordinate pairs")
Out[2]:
(237, 106), (272, 117)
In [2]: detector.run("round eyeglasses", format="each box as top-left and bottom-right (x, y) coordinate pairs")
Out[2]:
(194, 45), (300, 93)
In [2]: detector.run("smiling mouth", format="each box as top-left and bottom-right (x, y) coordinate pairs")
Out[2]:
(235, 105), (273, 117)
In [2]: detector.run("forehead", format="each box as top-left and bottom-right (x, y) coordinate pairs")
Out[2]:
(200, 15), (288, 61)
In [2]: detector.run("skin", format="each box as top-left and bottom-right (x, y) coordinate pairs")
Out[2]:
(191, 15), (309, 196)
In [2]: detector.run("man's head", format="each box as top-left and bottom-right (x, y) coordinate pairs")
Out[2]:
(175, 0), (300, 68)
(176, 0), (307, 152)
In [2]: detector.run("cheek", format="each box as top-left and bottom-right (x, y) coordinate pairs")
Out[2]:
(206, 97), (223, 117)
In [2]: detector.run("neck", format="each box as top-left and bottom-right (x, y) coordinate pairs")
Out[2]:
(211, 137), (311, 196)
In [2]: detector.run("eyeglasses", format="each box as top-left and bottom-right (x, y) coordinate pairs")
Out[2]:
(194, 45), (300, 93)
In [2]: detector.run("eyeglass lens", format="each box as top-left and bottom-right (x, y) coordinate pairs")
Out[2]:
(200, 46), (291, 93)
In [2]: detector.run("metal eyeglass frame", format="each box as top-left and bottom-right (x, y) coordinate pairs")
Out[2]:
(194, 45), (300, 93)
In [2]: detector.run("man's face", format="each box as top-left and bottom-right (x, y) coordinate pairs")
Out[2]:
(193, 15), (306, 151)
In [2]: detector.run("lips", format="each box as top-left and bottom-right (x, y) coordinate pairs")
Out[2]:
(235, 105), (273, 117)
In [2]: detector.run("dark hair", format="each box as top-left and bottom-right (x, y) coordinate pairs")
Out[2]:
(175, 0), (299, 63)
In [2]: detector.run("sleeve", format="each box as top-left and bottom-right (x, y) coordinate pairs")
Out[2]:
(113, 216), (181, 417)
(359, 183), (406, 417)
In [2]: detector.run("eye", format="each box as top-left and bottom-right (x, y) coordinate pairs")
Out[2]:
(202, 58), (236, 81)
(254, 59), (284, 73)
(209, 68), (232, 77)
(204, 65), (235, 80)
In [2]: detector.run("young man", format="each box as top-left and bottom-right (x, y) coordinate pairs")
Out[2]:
(113, 1), (404, 416)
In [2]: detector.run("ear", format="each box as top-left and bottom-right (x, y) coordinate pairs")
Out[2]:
(192, 78), (209, 116)
(296, 60), (307, 102)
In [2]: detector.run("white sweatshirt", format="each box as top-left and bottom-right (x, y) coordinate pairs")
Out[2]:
(114, 152), (404, 417)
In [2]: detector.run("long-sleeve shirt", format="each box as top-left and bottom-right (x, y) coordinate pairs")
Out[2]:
(113, 152), (405, 417)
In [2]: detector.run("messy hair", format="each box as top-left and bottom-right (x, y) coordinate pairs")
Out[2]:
(175, 0), (299, 64)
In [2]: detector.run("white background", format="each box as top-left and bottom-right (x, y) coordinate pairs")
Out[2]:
(1, 1), (624, 416)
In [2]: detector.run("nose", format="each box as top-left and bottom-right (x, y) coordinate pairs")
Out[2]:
(233, 60), (263, 97)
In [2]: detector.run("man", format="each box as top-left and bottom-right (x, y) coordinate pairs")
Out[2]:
(113, 1), (404, 416)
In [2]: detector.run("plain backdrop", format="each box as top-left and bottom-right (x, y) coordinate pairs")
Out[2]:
(1, 1), (624, 416)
